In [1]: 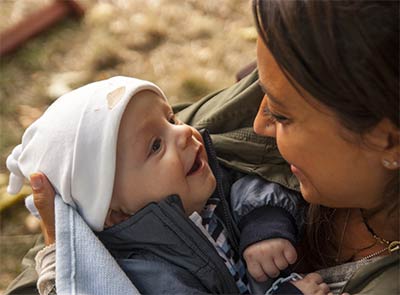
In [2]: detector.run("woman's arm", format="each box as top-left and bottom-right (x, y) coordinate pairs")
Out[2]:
(30, 173), (57, 295)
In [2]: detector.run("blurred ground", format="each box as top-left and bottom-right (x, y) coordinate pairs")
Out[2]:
(0, 0), (256, 292)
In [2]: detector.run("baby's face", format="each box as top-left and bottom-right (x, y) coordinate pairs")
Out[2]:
(110, 90), (216, 218)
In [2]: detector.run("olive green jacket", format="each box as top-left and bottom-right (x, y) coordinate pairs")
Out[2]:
(174, 70), (299, 192)
(5, 70), (399, 295)
(176, 70), (400, 295)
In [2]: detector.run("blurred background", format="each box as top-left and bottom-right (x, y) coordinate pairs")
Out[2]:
(0, 0), (256, 291)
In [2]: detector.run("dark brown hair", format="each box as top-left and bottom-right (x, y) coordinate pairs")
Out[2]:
(253, 0), (399, 269)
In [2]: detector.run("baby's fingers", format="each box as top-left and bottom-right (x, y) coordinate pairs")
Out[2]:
(283, 242), (298, 264)
(247, 261), (268, 282)
(273, 253), (289, 271)
(319, 282), (330, 294)
(260, 260), (280, 280)
(304, 272), (324, 284)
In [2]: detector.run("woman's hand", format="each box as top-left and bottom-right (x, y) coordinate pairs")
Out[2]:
(30, 173), (56, 245)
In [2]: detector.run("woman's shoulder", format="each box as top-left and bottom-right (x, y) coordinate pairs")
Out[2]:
(342, 254), (399, 294)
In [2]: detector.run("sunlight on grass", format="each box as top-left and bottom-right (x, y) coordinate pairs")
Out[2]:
(0, 0), (256, 290)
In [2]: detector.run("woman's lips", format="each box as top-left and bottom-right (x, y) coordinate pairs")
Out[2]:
(290, 164), (302, 179)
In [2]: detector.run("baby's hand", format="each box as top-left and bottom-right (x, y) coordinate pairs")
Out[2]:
(243, 238), (297, 282)
(291, 273), (332, 295)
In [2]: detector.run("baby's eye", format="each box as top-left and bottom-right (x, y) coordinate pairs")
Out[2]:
(168, 114), (179, 125)
(151, 138), (162, 154)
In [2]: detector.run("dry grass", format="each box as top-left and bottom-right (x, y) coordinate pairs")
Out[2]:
(0, 0), (256, 291)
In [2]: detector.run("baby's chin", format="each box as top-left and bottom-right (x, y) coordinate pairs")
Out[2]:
(183, 169), (216, 215)
(210, 174), (217, 192)
(184, 192), (214, 216)
(204, 169), (217, 196)
(184, 196), (210, 216)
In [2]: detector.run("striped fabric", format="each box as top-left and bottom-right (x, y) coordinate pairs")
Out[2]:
(191, 197), (250, 294)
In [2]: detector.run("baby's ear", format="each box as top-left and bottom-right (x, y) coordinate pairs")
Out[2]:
(104, 208), (130, 228)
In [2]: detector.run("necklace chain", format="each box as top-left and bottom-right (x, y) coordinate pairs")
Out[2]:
(373, 234), (390, 245)
(336, 209), (400, 263)
(362, 209), (400, 255)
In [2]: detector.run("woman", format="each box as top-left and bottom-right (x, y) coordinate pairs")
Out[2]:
(6, 0), (399, 294)
(250, 0), (399, 292)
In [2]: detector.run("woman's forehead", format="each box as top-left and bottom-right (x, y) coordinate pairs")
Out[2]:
(257, 39), (297, 109)
(257, 38), (330, 115)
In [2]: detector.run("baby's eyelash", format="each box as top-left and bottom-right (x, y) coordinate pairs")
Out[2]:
(168, 113), (180, 125)
(150, 138), (162, 154)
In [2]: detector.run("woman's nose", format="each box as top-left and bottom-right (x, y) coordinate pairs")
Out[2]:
(253, 97), (276, 138)
(176, 124), (193, 149)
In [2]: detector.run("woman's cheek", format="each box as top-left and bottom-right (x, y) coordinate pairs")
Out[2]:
(276, 130), (320, 203)
(275, 128), (293, 163)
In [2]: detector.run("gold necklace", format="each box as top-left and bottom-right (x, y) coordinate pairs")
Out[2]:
(359, 209), (400, 261)
(335, 209), (400, 263)
(334, 209), (376, 263)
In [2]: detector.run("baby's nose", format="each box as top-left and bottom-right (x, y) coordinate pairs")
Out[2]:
(176, 124), (193, 149)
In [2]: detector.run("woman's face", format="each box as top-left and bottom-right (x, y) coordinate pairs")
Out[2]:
(253, 38), (392, 209)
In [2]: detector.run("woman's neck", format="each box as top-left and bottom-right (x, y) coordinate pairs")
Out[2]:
(362, 205), (399, 243)
(329, 206), (399, 264)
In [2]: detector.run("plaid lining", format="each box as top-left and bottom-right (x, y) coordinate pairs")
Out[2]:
(191, 197), (249, 294)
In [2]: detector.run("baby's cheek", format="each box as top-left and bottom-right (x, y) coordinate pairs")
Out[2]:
(191, 127), (204, 143)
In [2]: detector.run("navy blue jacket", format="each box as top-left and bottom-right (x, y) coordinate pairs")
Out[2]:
(97, 131), (305, 294)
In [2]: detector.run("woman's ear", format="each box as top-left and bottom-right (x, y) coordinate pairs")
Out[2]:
(104, 208), (131, 228)
(367, 118), (400, 170)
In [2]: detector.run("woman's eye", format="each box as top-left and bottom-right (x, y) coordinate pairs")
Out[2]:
(263, 107), (289, 123)
(151, 138), (162, 154)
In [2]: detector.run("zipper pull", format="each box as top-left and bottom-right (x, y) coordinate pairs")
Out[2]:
(388, 241), (400, 254)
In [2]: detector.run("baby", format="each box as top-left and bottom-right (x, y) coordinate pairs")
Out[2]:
(7, 76), (329, 294)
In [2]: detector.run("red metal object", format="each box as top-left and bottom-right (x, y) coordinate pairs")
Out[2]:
(0, 0), (84, 57)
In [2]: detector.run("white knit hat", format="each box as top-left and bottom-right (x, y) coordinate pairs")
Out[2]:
(6, 76), (168, 231)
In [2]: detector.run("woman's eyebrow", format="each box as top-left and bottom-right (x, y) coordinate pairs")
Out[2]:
(258, 82), (286, 108)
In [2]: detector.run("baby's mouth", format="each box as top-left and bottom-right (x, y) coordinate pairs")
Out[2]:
(187, 149), (202, 176)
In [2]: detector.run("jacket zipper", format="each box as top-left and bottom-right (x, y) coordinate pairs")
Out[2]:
(158, 196), (240, 294)
(202, 130), (240, 252)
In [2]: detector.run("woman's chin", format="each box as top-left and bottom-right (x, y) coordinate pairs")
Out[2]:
(300, 184), (341, 208)
(299, 182), (320, 204)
